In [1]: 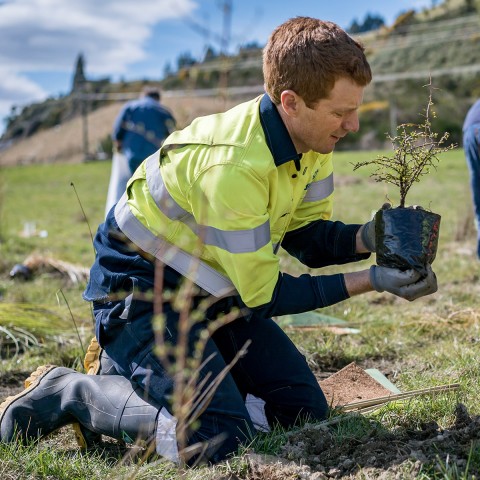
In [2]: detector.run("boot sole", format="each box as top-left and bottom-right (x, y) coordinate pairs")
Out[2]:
(0, 364), (58, 438)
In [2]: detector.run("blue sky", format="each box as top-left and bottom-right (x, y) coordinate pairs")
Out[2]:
(0, 0), (432, 136)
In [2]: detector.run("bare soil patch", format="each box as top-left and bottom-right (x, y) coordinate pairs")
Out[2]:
(319, 362), (393, 407)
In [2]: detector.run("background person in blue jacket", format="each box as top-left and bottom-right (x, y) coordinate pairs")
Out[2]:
(105, 86), (176, 216)
(1, 17), (437, 466)
(463, 99), (480, 258)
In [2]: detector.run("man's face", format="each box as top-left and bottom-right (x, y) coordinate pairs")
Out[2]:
(286, 77), (365, 154)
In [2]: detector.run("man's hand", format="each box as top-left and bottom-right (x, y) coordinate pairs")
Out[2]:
(359, 203), (392, 252)
(369, 264), (437, 301)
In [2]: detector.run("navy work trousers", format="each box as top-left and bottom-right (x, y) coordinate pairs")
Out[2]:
(94, 292), (328, 462)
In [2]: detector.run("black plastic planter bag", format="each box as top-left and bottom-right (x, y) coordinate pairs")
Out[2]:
(375, 207), (441, 276)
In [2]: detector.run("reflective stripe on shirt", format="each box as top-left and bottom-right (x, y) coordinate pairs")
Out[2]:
(114, 193), (237, 297)
(303, 173), (334, 202)
(146, 153), (192, 221)
(201, 222), (271, 253)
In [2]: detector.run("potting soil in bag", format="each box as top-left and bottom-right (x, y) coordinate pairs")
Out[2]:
(375, 207), (441, 276)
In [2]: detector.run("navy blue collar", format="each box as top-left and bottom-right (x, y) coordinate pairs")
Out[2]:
(259, 94), (302, 170)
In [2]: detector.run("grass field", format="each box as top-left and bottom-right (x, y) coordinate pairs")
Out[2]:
(0, 148), (479, 479)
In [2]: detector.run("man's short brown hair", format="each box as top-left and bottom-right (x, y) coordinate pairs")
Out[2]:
(263, 17), (372, 107)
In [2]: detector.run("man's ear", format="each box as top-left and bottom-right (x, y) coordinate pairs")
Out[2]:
(280, 90), (302, 117)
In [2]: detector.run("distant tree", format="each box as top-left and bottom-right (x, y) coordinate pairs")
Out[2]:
(348, 19), (360, 34)
(71, 53), (86, 92)
(3, 105), (18, 130)
(176, 51), (196, 70)
(240, 41), (262, 51)
(163, 62), (173, 78)
(203, 46), (218, 62)
(464, 0), (477, 12)
(348, 13), (385, 34)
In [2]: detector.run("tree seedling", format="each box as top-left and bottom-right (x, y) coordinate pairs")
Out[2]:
(352, 82), (455, 208)
(353, 82), (456, 273)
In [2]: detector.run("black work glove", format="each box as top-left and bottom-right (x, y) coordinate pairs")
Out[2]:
(370, 264), (437, 301)
(360, 203), (392, 252)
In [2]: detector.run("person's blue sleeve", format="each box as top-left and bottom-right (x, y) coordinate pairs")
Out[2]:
(281, 219), (370, 267)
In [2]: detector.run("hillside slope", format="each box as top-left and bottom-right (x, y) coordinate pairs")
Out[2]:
(0, 103), (120, 167)
(366, 14), (480, 76)
(0, 93), (259, 167)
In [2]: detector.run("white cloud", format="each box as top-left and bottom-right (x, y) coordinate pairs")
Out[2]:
(0, 67), (47, 132)
(0, 0), (197, 134)
(0, 68), (47, 105)
(0, 0), (196, 73)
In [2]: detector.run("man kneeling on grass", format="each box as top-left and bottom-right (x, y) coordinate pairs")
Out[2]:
(0, 16), (437, 465)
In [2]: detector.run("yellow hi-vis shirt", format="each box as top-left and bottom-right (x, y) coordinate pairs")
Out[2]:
(114, 95), (334, 308)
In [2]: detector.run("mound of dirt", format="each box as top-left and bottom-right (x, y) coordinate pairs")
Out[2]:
(319, 362), (394, 408)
